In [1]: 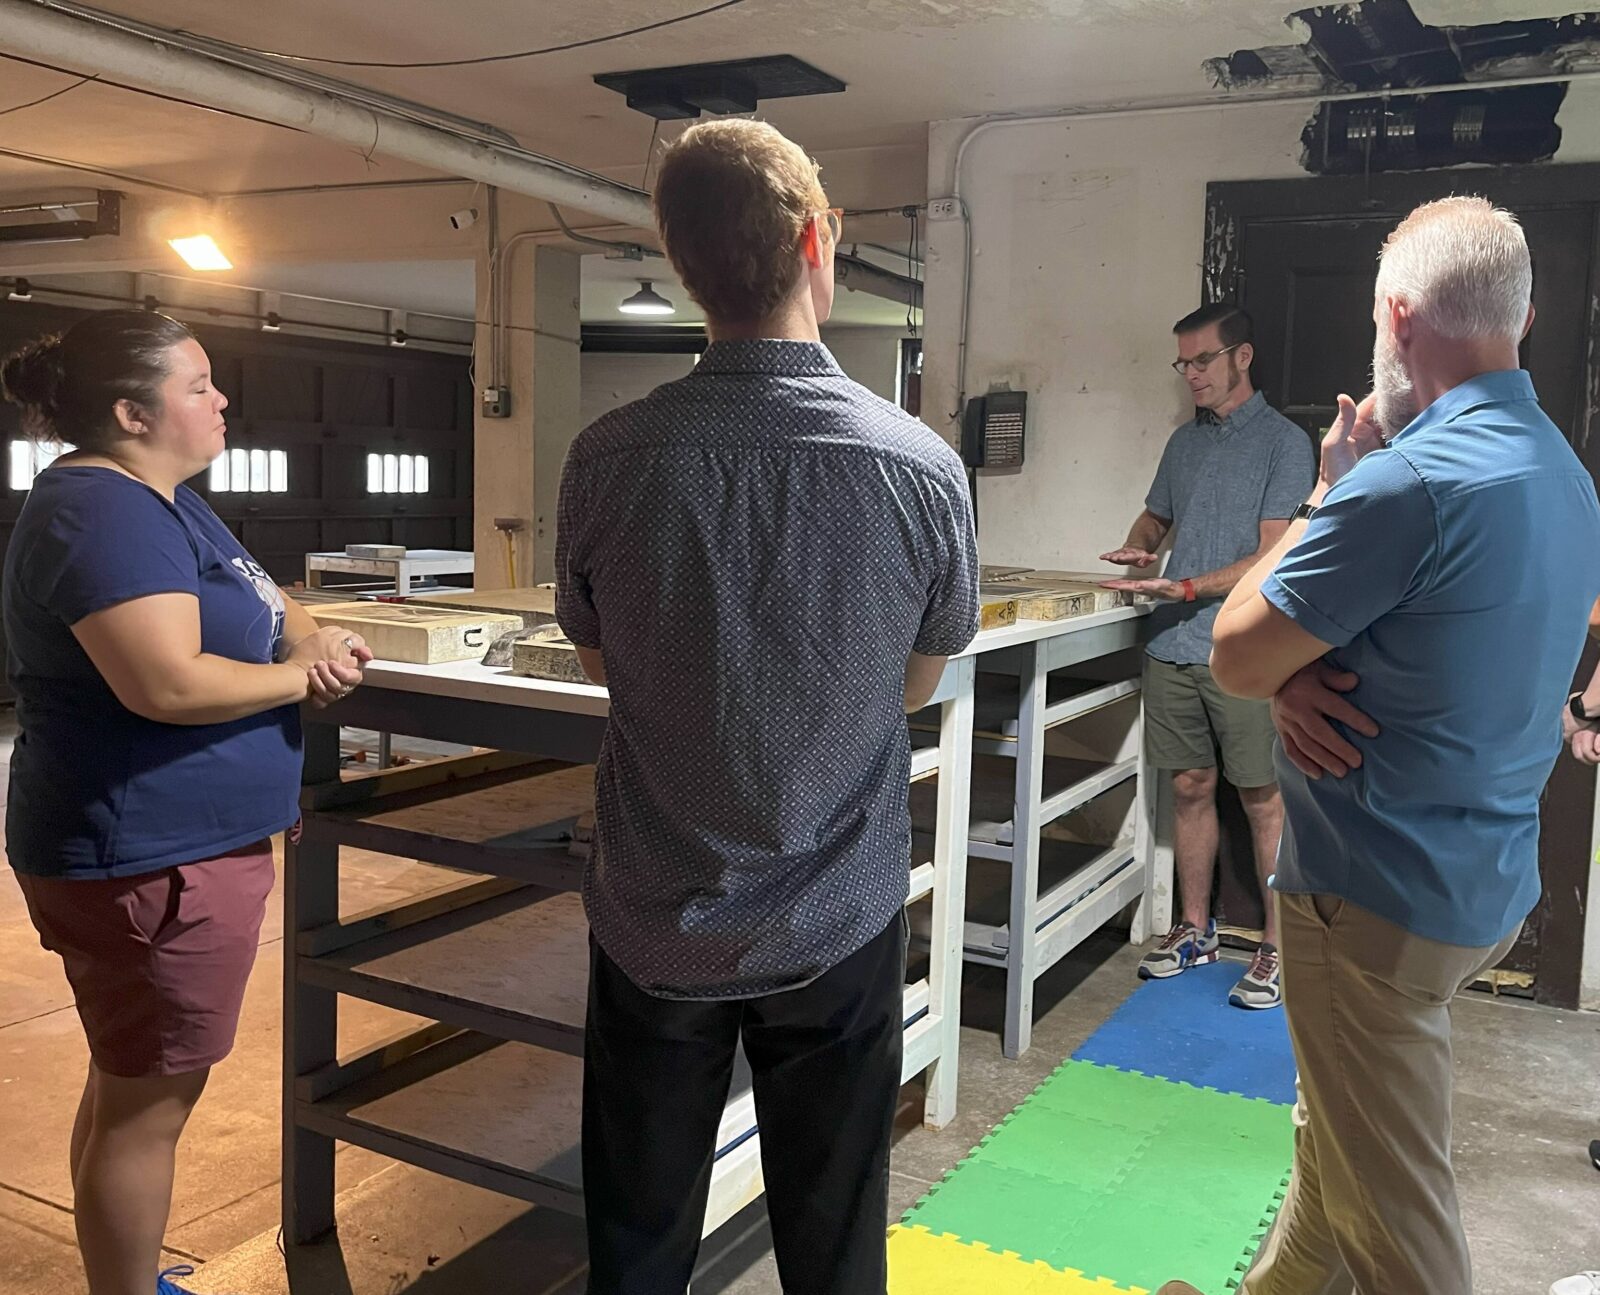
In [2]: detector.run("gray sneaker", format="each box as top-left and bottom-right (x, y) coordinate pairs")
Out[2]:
(1138, 921), (1220, 980)
(1229, 943), (1282, 1009)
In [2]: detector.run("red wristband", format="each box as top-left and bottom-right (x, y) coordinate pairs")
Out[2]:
(1182, 578), (1197, 603)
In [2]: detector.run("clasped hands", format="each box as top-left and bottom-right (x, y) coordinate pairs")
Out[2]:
(287, 626), (373, 709)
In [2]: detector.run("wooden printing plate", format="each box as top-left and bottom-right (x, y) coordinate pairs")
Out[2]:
(510, 626), (590, 685)
(307, 602), (522, 665)
(409, 587), (560, 630)
(977, 585), (1020, 631)
(988, 569), (1149, 612)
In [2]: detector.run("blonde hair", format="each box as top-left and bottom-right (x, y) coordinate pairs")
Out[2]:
(1376, 196), (1532, 342)
(652, 119), (829, 325)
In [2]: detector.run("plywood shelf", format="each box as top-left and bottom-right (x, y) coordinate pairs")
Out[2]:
(302, 759), (595, 887)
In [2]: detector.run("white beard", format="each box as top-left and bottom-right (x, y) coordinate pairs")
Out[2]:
(1372, 327), (1419, 438)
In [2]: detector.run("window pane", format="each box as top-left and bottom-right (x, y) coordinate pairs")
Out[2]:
(269, 450), (288, 493)
(230, 448), (247, 492)
(9, 440), (31, 491)
(382, 453), (399, 494)
(249, 449), (268, 493)
(414, 454), (429, 494)
(367, 453), (382, 494)
(209, 453), (228, 492)
(399, 454), (414, 494)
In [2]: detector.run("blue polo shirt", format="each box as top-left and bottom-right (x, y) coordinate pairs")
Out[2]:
(1263, 370), (1600, 947)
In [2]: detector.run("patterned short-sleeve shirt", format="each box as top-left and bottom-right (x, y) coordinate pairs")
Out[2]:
(556, 339), (980, 999)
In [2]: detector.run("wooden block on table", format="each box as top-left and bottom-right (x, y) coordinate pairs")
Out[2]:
(1002, 582), (1099, 621)
(977, 586), (1019, 631)
(980, 564), (1035, 582)
(307, 602), (521, 664)
(1007, 570), (1150, 610)
(344, 543), (406, 559)
(410, 586), (559, 629)
(510, 626), (591, 685)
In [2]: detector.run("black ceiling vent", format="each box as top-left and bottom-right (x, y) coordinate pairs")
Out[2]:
(1304, 83), (1567, 175)
(594, 55), (845, 121)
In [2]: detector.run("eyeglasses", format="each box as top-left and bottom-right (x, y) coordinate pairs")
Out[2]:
(1171, 343), (1241, 375)
(816, 208), (843, 244)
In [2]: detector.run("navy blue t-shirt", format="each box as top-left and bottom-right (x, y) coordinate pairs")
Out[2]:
(4, 466), (302, 879)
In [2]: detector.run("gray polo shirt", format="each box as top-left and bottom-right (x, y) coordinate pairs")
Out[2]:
(556, 340), (980, 1000)
(1144, 391), (1314, 664)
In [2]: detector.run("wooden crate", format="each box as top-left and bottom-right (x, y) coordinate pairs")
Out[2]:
(308, 602), (521, 665)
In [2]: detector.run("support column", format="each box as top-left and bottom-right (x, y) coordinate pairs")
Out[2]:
(473, 222), (580, 590)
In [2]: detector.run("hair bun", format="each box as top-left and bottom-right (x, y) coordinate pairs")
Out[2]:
(0, 334), (68, 423)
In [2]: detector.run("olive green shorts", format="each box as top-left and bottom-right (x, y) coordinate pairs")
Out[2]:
(1141, 655), (1279, 788)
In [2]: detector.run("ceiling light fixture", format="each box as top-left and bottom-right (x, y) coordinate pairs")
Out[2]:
(168, 234), (233, 271)
(619, 280), (674, 316)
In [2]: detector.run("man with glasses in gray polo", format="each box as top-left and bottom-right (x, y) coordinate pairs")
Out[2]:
(1100, 303), (1313, 1009)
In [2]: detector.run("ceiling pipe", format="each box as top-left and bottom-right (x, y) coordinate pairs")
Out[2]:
(835, 252), (921, 310)
(0, 0), (655, 229)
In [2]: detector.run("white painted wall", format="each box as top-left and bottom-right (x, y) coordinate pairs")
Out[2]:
(579, 353), (698, 428)
(921, 81), (1600, 571)
(822, 326), (907, 403)
(577, 328), (907, 429)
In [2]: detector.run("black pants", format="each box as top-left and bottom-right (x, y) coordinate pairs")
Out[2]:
(582, 915), (906, 1295)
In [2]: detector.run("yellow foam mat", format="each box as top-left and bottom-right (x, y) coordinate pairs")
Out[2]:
(888, 1225), (1150, 1295)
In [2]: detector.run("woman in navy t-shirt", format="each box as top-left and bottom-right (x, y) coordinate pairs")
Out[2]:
(0, 311), (373, 1295)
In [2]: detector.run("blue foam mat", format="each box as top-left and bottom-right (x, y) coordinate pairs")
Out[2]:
(1072, 960), (1298, 1104)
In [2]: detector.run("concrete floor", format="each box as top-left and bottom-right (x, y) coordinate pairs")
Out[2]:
(2, 713), (1596, 1295)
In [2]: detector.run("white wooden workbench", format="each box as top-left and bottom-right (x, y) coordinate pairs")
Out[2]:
(282, 653), (976, 1248)
(304, 548), (474, 597)
(921, 604), (1162, 1058)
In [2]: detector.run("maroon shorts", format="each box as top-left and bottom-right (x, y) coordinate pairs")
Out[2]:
(16, 843), (275, 1078)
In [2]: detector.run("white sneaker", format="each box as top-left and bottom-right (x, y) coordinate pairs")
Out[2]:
(1551, 1273), (1600, 1295)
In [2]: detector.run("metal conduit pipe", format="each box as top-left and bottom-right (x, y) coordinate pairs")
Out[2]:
(0, 0), (655, 229)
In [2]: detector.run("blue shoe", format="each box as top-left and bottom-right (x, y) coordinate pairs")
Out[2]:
(158, 1265), (198, 1295)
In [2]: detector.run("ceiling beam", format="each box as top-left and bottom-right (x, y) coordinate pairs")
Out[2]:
(0, 0), (655, 230)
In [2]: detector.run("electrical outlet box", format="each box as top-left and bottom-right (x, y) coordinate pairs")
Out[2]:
(928, 198), (960, 221)
(481, 386), (511, 419)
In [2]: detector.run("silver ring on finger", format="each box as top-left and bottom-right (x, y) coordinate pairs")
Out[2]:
(342, 637), (356, 651)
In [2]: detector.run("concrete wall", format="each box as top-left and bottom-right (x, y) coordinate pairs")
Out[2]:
(921, 81), (1600, 571)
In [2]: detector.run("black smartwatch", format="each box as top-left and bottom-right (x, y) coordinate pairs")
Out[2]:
(1291, 502), (1318, 523)
(1571, 692), (1597, 724)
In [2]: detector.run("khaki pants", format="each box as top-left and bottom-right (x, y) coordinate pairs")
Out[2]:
(1241, 892), (1518, 1295)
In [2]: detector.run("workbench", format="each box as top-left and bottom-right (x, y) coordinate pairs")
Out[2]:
(282, 652), (976, 1248)
(304, 548), (475, 598)
(912, 604), (1161, 1058)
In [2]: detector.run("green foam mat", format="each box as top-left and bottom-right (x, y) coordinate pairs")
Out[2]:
(903, 1060), (1293, 1293)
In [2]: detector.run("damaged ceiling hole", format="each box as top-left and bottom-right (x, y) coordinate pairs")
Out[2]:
(1208, 0), (1600, 174)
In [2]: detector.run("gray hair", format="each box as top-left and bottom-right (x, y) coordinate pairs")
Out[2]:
(1374, 196), (1532, 343)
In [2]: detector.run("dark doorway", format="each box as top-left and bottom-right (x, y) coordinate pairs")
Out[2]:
(1205, 162), (1600, 1008)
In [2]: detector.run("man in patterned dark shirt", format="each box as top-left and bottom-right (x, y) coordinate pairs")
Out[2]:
(556, 119), (979, 1293)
